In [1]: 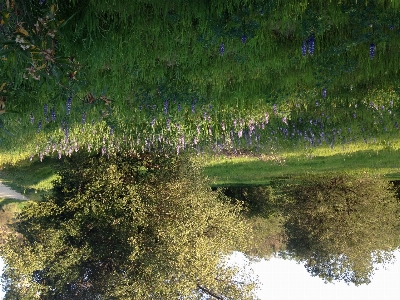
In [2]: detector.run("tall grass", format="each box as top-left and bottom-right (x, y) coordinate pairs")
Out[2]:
(1, 0), (400, 170)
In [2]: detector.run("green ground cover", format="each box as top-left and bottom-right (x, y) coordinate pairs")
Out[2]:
(1, 0), (400, 170)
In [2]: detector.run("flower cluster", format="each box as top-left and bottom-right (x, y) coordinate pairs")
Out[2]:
(370, 43), (376, 59)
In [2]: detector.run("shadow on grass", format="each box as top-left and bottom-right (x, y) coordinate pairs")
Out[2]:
(204, 148), (400, 185)
(0, 155), (62, 201)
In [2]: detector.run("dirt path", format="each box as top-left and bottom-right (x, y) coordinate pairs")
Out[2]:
(0, 181), (27, 200)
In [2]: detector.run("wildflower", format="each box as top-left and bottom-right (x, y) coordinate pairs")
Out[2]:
(315, 101), (319, 107)
(353, 113), (356, 118)
(221, 122), (226, 131)
(37, 120), (42, 132)
(39, 0), (45, 4)
(166, 119), (171, 130)
(178, 102), (181, 112)
(66, 95), (72, 114)
(220, 43), (225, 55)
(370, 43), (375, 58)
(51, 107), (56, 121)
(191, 102), (195, 113)
(322, 89), (327, 98)
(197, 125), (201, 135)
(308, 36), (315, 55)
(241, 35), (247, 43)
(150, 117), (156, 127)
(163, 99), (168, 114)
(109, 126), (114, 135)
(273, 104), (277, 114)
(44, 104), (48, 115)
(82, 112), (86, 124)
(282, 116), (288, 125)
(265, 113), (269, 124)
(390, 100), (394, 107)
(30, 113), (34, 124)
(301, 40), (307, 56)
(101, 146), (106, 156)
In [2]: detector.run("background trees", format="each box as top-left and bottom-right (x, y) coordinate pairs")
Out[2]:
(278, 173), (400, 285)
(1, 151), (258, 299)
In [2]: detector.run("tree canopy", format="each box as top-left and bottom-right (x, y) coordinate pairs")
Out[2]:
(1, 151), (258, 299)
(278, 173), (400, 285)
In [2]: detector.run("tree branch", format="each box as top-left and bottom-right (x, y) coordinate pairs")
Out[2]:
(196, 284), (224, 300)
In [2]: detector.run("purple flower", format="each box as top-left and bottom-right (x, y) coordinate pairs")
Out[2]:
(220, 43), (225, 55)
(273, 104), (277, 115)
(370, 43), (376, 58)
(109, 126), (114, 135)
(44, 104), (48, 115)
(308, 36), (315, 55)
(265, 113), (269, 124)
(178, 102), (181, 112)
(51, 107), (56, 121)
(166, 119), (171, 130)
(66, 95), (72, 114)
(241, 35), (247, 43)
(163, 99), (168, 114)
(191, 102), (195, 113)
(282, 116), (288, 125)
(301, 41), (307, 56)
(39, 0), (45, 4)
(30, 113), (34, 124)
(101, 146), (106, 156)
(322, 89), (327, 98)
(37, 120), (42, 132)
(82, 112), (86, 124)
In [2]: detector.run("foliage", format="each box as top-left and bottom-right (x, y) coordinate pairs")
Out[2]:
(278, 172), (400, 285)
(0, 150), (258, 299)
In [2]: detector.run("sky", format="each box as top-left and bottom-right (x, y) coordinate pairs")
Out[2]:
(1, 251), (400, 300)
(228, 250), (400, 300)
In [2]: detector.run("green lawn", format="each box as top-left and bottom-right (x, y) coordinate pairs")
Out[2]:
(203, 139), (400, 186)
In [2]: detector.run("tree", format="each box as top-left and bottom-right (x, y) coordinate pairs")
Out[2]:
(278, 173), (400, 285)
(1, 150), (258, 299)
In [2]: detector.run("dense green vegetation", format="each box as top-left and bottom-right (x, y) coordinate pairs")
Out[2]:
(1, 0), (400, 297)
(2, 151), (257, 299)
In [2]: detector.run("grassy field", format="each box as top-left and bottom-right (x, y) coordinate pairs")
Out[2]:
(201, 137), (400, 185)
(1, 0), (400, 190)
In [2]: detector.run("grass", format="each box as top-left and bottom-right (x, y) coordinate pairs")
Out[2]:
(203, 139), (400, 186)
(1, 1), (400, 191)
(0, 156), (61, 202)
